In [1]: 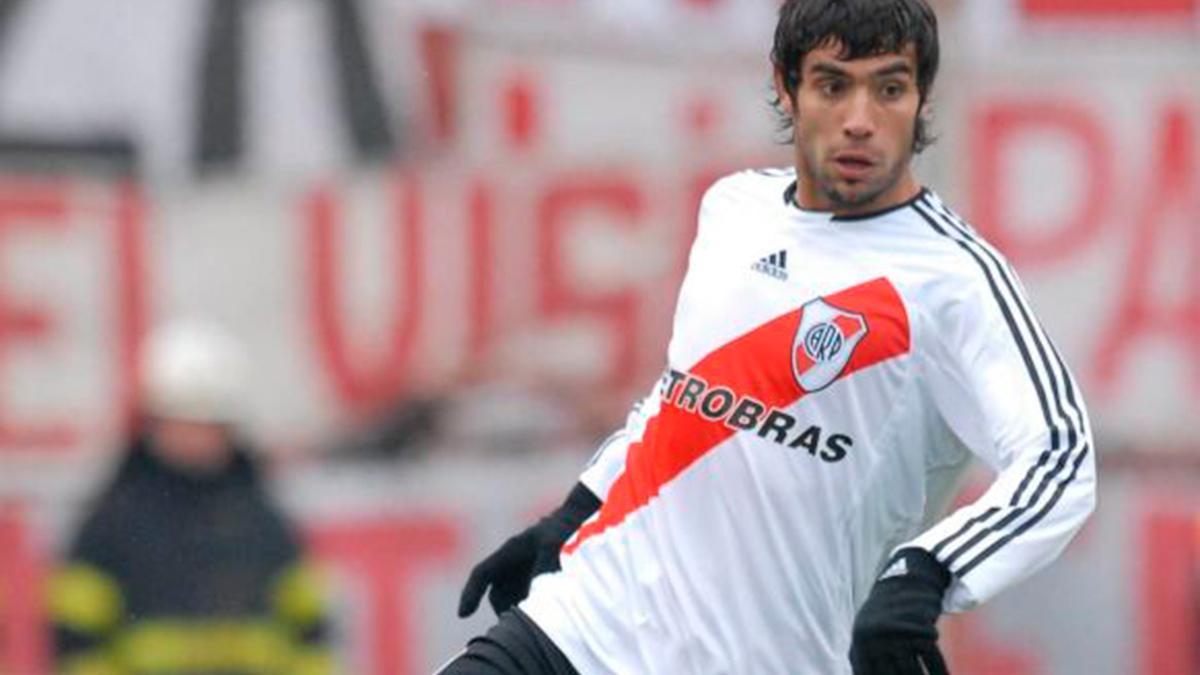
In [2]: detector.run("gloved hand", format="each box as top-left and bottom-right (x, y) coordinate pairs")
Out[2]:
(458, 482), (601, 618)
(849, 547), (952, 675)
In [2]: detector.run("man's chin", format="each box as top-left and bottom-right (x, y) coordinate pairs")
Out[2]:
(824, 181), (884, 211)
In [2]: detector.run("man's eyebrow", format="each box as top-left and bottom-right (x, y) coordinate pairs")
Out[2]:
(872, 61), (915, 78)
(807, 60), (914, 80)
(808, 62), (850, 78)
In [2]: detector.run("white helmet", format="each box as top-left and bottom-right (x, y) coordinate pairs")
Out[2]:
(140, 319), (247, 423)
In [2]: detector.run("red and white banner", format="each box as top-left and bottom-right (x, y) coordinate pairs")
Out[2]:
(0, 35), (1197, 457)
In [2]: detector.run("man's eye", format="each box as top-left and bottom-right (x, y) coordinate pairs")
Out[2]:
(820, 80), (844, 96)
(880, 82), (907, 99)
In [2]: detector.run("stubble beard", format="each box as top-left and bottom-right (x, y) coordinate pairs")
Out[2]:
(813, 151), (908, 212)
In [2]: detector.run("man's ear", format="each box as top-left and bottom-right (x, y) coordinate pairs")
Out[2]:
(913, 100), (933, 150)
(773, 68), (795, 117)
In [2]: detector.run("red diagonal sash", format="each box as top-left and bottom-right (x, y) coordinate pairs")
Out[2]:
(564, 277), (910, 554)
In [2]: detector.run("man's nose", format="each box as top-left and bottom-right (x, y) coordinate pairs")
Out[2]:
(842, 90), (875, 139)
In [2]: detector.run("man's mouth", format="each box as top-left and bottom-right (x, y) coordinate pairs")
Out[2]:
(832, 152), (876, 181)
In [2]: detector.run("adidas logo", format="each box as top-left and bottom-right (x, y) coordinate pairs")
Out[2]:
(751, 249), (789, 281)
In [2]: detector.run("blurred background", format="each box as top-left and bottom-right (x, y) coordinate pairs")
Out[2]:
(0, 0), (1196, 673)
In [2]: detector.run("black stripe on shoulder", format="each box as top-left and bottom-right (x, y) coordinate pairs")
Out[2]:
(912, 201), (1055, 560)
(928, 198), (1088, 460)
(929, 200), (1090, 441)
(912, 196), (1086, 574)
(925, 197), (1089, 575)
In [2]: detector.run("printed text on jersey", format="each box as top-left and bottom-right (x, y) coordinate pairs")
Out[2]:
(563, 277), (911, 555)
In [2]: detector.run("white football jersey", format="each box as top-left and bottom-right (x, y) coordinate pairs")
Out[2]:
(520, 168), (1096, 674)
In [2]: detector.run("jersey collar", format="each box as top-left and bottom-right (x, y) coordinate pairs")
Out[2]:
(783, 180), (928, 222)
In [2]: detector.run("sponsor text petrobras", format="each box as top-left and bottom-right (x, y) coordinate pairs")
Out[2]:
(660, 368), (852, 463)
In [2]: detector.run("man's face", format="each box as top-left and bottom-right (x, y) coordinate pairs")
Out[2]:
(778, 42), (922, 214)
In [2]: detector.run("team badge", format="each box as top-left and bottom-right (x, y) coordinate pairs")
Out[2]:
(792, 297), (869, 392)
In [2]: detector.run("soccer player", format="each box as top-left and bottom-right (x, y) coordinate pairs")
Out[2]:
(445, 0), (1096, 672)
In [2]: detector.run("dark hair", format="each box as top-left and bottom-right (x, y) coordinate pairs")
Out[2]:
(770, 0), (940, 153)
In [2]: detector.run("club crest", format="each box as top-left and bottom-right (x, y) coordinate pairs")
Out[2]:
(792, 297), (869, 392)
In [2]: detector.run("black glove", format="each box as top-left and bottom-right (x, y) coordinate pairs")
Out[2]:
(850, 547), (952, 675)
(457, 482), (601, 618)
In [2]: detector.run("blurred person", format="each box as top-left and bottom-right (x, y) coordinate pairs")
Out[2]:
(447, 0), (1096, 674)
(48, 320), (333, 675)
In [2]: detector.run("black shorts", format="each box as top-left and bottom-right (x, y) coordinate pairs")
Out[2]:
(436, 609), (580, 675)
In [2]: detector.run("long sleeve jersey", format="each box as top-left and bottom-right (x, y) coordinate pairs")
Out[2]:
(519, 168), (1096, 674)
